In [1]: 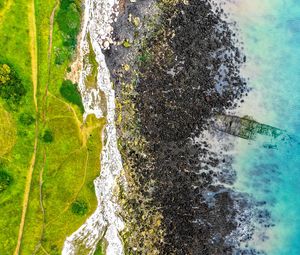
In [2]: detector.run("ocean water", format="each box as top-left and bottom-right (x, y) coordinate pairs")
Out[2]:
(225, 1), (300, 254)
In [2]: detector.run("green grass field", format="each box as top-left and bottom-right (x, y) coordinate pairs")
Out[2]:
(0, 0), (105, 254)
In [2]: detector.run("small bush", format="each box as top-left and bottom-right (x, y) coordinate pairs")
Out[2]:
(71, 200), (88, 216)
(0, 170), (13, 193)
(55, 48), (70, 65)
(60, 80), (84, 112)
(19, 112), (35, 126)
(42, 130), (54, 143)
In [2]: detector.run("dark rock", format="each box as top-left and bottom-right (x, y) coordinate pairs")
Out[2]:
(104, 0), (271, 254)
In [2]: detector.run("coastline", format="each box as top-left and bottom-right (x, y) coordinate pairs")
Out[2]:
(61, 0), (300, 254)
(63, 0), (125, 254)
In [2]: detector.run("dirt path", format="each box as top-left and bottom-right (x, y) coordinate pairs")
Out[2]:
(14, 0), (38, 254)
(32, 150), (47, 255)
(30, 0), (38, 112)
(14, 127), (38, 255)
(42, 0), (59, 122)
(32, 2), (60, 253)
(48, 2), (58, 60)
(15, 0), (60, 252)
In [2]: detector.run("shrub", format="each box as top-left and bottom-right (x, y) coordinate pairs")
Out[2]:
(60, 79), (84, 112)
(57, 1), (80, 45)
(19, 112), (35, 126)
(56, 0), (81, 64)
(94, 243), (105, 255)
(0, 63), (26, 107)
(42, 130), (54, 143)
(71, 200), (88, 216)
(0, 170), (13, 193)
(54, 47), (70, 65)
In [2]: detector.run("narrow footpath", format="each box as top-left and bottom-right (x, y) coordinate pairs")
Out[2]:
(14, 0), (38, 253)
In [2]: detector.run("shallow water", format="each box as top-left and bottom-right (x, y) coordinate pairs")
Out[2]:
(226, 0), (300, 254)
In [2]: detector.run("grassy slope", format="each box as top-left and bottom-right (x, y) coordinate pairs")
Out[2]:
(0, 0), (35, 252)
(0, 0), (105, 254)
(0, 107), (16, 157)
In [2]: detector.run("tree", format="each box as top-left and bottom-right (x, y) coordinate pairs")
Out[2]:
(71, 200), (88, 216)
(42, 130), (54, 143)
(0, 63), (26, 107)
(60, 79), (84, 112)
(19, 112), (35, 126)
(55, 0), (81, 64)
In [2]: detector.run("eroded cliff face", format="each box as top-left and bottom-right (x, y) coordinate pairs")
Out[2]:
(104, 0), (272, 254)
(63, 0), (125, 254)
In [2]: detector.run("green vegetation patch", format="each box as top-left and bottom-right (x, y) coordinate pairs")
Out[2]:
(57, 0), (81, 43)
(71, 200), (88, 216)
(19, 112), (35, 126)
(21, 95), (105, 253)
(55, 0), (81, 64)
(94, 242), (105, 255)
(0, 0), (8, 11)
(0, 0), (106, 252)
(0, 63), (26, 108)
(60, 79), (84, 112)
(0, 0), (36, 252)
(42, 129), (54, 143)
(85, 33), (98, 89)
(0, 105), (16, 156)
(0, 170), (12, 193)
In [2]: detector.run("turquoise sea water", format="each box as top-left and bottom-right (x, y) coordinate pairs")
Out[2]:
(227, 1), (300, 254)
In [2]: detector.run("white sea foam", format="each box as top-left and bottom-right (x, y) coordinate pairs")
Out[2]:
(62, 0), (125, 254)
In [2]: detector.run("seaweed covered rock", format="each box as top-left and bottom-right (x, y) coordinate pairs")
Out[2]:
(137, 0), (247, 142)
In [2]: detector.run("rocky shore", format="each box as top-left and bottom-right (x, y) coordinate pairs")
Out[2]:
(104, 0), (271, 254)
